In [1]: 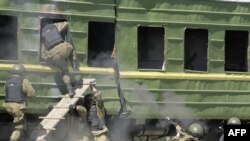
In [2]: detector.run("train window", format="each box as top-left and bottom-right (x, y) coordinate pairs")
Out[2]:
(0, 15), (18, 60)
(184, 28), (208, 71)
(138, 26), (164, 69)
(225, 30), (248, 72)
(87, 22), (115, 68)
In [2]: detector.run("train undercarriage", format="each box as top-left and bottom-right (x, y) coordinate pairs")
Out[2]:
(0, 112), (228, 141)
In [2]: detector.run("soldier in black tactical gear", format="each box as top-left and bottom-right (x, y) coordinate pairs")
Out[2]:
(41, 21), (78, 97)
(4, 64), (36, 141)
(73, 89), (109, 141)
(84, 93), (105, 130)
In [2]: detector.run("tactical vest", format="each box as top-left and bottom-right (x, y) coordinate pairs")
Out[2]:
(41, 24), (64, 49)
(5, 76), (26, 103)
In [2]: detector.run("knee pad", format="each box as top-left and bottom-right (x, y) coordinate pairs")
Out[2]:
(10, 130), (22, 141)
(76, 105), (87, 120)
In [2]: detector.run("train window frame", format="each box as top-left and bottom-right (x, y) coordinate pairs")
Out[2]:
(184, 28), (208, 72)
(137, 26), (165, 71)
(0, 15), (18, 62)
(39, 17), (69, 64)
(224, 30), (249, 73)
(87, 21), (115, 68)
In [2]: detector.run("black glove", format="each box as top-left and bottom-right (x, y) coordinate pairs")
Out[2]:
(68, 104), (76, 114)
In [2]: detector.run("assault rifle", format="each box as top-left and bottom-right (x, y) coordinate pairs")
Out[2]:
(166, 117), (183, 132)
(69, 36), (80, 71)
(111, 47), (130, 117)
(72, 49), (80, 71)
(166, 117), (200, 141)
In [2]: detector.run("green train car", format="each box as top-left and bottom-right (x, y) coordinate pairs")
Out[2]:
(1, 0), (250, 140)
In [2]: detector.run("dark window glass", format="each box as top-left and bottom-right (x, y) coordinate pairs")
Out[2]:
(225, 30), (248, 72)
(184, 29), (208, 71)
(138, 26), (164, 69)
(88, 22), (115, 68)
(0, 15), (18, 60)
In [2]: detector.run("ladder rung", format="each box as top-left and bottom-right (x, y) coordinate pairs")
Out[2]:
(34, 78), (95, 139)
(28, 127), (44, 130)
(58, 95), (85, 98)
(30, 127), (56, 131)
(39, 116), (65, 120)
(83, 82), (96, 85)
(43, 128), (56, 131)
(53, 106), (69, 109)
(58, 95), (71, 98)
(36, 139), (46, 141)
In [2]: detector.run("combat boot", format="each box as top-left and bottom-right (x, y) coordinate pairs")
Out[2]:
(66, 83), (75, 97)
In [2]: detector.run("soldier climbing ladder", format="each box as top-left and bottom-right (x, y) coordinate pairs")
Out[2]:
(30, 78), (95, 141)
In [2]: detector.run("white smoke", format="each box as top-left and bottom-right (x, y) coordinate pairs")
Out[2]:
(130, 84), (203, 129)
(89, 51), (113, 68)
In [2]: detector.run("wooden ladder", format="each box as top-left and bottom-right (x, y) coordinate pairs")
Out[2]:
(34, 78), (95, 141)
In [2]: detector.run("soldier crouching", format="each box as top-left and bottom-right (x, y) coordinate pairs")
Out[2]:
(73, 90), (109, 141)
(168, 123), (204, 141)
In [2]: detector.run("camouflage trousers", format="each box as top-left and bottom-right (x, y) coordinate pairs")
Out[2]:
(91, 126), (109, 141)
(48, 42), (73, 85)
(81, 126), (109, 141)
(5, 102), (27, 141)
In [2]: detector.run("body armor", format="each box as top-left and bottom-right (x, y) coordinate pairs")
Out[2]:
(84, 93), (104, 130)
(5, 77), (26, 103)
(88, 106), (104, 130)
(41, 24), (64, 49)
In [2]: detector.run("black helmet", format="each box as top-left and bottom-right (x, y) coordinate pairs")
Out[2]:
(11, 64), (25, 75)
(188, 123), (204, 138)
(227, 117), (241, 125)
(83, 93), (95, 110)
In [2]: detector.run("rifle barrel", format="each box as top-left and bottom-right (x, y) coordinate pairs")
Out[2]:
(112, 58), (129, 115)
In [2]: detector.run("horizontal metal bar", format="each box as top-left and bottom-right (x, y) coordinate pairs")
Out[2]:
(137, 69), (165, 72)
(58, 95), (85, 98)
(0, 8), (115, 19)
(210, 39), (224, 42)
(39, 116), (65, 120)
(20, 27), (39, 31)
(2, 64), (250, 81)
(20, 49), (39, 53)
(209, 59), (224, 62)
(97, 98), (250, 106)
(117, 18), (250, 28)
(124, 89), (250, 93)
(45, 0), (115, 7)
(167, 37), (183, 41)
(20, 27), (87, 34)
(119, 6), (250, 16)
(128, 101), (250, 106)
(167, 58), (183, 61)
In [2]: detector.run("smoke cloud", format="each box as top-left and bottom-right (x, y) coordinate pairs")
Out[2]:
(130, 84), (206, 130)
